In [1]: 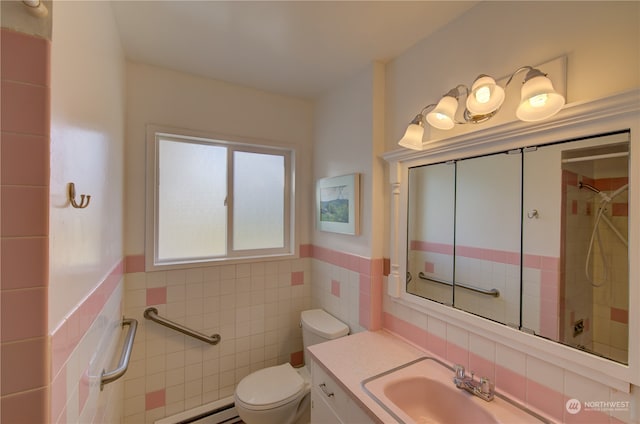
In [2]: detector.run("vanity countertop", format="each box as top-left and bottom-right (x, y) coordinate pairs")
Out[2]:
(307, 330), (427, 423)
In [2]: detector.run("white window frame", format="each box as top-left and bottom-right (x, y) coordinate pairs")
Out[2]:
(145, 125), (295, 271)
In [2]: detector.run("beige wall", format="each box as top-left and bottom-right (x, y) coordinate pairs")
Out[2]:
(49, 0), (126, 330)
(124, 62), (314, 256)
(385, 1), (640, 151)
(313, 62), (386, 258)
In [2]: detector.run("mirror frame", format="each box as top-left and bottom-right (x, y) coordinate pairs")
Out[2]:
(383, 89), (640, 391)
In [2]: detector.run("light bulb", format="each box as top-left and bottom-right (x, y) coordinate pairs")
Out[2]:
(426, 96), (458, 130)
(466, 76), (505, 116)
(475, 86), (491, 104)
(516, 73), (565, 122)
(528, 93), (548, 108)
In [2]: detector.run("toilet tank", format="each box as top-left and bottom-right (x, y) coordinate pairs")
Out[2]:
(300, 309), (349, 351)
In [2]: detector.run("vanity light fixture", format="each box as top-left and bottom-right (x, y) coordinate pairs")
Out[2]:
(399, 65), (565, 150)
(398, 109), (430, 150)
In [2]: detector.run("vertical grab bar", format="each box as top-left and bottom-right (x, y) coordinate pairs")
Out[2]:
(100, 317), (138, 390)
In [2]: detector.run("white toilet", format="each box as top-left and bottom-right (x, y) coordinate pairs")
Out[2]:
(234, 309), (349, 424)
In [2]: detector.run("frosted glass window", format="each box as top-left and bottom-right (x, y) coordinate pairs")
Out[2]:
(158, 139), (227, 261)
(148, 129), (294, 268)
(233, 151), (285, 250)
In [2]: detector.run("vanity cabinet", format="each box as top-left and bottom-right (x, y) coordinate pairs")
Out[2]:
(310, 358), (373, 424)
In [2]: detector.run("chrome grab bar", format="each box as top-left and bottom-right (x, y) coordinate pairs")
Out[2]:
(144, 307), (221, 345)
(101, 318), (138, 390)
(418, 272), (500, 298)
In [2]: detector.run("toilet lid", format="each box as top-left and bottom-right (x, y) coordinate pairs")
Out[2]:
(235, 363), (305, 410)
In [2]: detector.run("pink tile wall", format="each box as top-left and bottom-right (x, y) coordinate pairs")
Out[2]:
(0, 28), (50, 424)
(50, 260), (124, 423)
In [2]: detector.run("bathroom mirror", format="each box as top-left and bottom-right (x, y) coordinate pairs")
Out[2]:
(406, 131), (630, 364)
(407, 162), (454, 306)
(454, 153), (521, 326)
(522, 132), (630, 364)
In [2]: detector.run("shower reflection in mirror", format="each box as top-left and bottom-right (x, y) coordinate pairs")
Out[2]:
(406, 131), (630, 364)
(558, 135), (629, 363)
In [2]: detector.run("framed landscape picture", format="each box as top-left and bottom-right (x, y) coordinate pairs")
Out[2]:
(316, 173), (360, 235)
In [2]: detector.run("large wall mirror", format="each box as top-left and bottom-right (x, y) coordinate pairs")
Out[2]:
(406, 131), (630, 364)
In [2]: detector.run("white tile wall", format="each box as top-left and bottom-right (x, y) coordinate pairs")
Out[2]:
(310, 259), (364, 334)
(123, 258), (311, 424)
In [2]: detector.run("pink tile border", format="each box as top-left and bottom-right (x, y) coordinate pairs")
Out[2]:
(300, 243), (313, 258)
(124, 254), (145, 273)
(495, 364), (526, 402)
(410, 240), (453, 255)
(411, 241), (560, 270)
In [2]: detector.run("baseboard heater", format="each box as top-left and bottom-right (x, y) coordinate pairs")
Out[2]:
(154, 396), (241, 424)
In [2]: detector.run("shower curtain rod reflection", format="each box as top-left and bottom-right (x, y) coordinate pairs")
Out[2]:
(561, 151), (628, 163)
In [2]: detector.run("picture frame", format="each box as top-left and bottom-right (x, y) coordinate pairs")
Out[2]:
(316, 173), (360, 235)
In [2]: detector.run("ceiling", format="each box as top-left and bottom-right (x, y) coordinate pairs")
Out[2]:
(111, 1), (477, 99)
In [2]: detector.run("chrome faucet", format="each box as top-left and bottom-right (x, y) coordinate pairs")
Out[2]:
(453, 365), (494, 402)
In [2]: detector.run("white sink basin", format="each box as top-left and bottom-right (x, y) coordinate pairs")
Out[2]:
(362, 357), (548, 424)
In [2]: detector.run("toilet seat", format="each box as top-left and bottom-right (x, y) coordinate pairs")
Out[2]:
(235, 363), (305, 411)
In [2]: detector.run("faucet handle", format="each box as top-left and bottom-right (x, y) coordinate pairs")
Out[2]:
(454, 364), (466, 379)
(480, 377), (494, 395)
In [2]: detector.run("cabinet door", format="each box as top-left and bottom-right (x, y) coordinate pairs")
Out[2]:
(311, 389), (343, 424)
